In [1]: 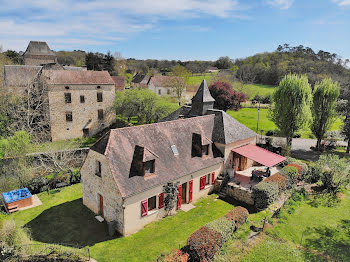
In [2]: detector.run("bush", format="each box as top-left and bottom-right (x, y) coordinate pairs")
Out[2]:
(304, 162), (320, 183)
(280, 166), (298, 189)
(265, 173), (287, 193)
(224, 206), (249, 228)
(205, 217), (235, 243)
(25, 177), (48, 194)
(160, 249), (188, 262)
(70, 169), (81, 184)
(266, 130), (274, 136)
(187, 226), (222, 262)
(252, 182), (279, 210)
(286, 163), (302, 173)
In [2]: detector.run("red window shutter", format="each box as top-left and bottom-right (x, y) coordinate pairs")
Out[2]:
(189, 180), (193, 203)
(212, 172), (215, 184)
(177, 184), (182, 209)
(141, 199), (148, 217)
(200, 176), (205, 190)
(158, 193), (164, 209)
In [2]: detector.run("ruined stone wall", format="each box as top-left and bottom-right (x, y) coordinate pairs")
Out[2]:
(47, 83), (115, 141)
(24, 55), (57, 66)
(226, 183), (254, 205)
(81, 150), (124, 233)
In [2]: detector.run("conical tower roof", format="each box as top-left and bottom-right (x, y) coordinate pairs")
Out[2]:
(192, 80), (215, 102)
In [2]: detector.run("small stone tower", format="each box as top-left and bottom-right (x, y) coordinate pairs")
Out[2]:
(23, 41), (57, 65)
(190, 80), (215, 116)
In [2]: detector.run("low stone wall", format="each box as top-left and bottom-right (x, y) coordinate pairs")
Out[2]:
(226, 182), (254, 205)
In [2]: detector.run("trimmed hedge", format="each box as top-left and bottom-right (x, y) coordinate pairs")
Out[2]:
(265, 172), (287, 193)
(206, 217), (235, 243)
(161, 249), (188, 262)
(186, 206), (249, 261)
(187, 226), (222, 262)
(252, 182), (279, 210)
(280, 166), (298, 189)
(287, 163), (302, 173)
(224, 206), (249, 228)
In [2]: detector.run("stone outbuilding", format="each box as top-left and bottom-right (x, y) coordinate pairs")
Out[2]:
(23, 41), (57, 65)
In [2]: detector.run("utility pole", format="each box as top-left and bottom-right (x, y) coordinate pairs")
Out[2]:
(257, 101), (261, 133)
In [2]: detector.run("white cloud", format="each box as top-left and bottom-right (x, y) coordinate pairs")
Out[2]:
(266, 0), (294, 10)
(332, 0), (350, 6)
(0, 0), (246, 51)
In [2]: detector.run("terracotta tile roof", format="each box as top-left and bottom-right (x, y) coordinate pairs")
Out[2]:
(111, 76), (125, 90)
(91, 115), (223, 197)
(149, 76), (184, 87)
(42, 70), (115, 85)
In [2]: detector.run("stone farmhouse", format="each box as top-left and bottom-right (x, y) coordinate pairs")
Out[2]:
(42, 70), (115, 141)
(81, 80), (262, 236)
(131, 73), (184, 97)
(3, 41), (116, 141)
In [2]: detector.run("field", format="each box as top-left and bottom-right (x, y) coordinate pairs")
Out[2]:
(227, 108), (343, 138)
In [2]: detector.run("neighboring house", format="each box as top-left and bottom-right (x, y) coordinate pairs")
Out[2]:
(42, 70), (115, 141)
(111, 76), (125, 92)
(206, 66), (219, 73)
(148, 75), (184, 97)
(23, 41), (57, 65)
(81, 80), (257, 236)
(3, 41), (114, 142)
(131, 73), (151, 88)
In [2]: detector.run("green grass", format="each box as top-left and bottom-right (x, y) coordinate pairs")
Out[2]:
(240, 191), (350, 261)
(232, 82), (276, 99)
(187, 73), (217, 86)
(227, 108), (343, 138)
(30, 137), (97, 153)
(6, 184), (235, 262)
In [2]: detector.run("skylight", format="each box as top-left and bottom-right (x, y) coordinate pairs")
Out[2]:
(171, 145), (179, 155)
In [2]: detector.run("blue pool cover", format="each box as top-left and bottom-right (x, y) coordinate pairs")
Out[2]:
(2, 188), (32, 204)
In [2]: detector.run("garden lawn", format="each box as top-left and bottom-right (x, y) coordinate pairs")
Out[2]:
(5, 184), (235, 262)
(232, 83), (276, 99)
(187, 73), (217, 86)
(227, 108), (343, 138)
(241, 191), (350, 261)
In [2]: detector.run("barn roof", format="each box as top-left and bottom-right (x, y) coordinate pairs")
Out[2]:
(24, 41), (56, 56)
(111, 76), (125, 90)
(4, 65), (42, 87)
(149, 76), (184, 87)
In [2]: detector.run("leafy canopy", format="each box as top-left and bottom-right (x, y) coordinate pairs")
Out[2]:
(270, 74), (312, 146)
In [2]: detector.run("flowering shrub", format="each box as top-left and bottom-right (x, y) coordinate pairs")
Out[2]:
(205, 217), (235, 243)
(252, 182), (279, 210)
(265, 173), (287, 193)
(224, 206), (249, 228)
(287, 163), (302, 173)
(162, 249), (188, 262)
(187, 226), (222, 262)
(280, 166), (298, 189)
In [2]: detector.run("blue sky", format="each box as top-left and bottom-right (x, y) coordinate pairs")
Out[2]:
(0, 0), (349, 61)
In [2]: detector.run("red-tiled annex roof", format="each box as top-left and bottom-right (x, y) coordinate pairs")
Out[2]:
(232, 144), (286, 167)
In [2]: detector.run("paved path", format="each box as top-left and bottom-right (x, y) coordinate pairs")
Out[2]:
(262, 136), (347, 161)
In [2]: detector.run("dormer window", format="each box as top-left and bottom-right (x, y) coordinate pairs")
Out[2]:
(144, 160), (155, 175)
(202, 144), (209, 156)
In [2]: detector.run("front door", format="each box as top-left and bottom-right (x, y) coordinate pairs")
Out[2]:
(181, 182), (187, 204)
(98, 193), (104, 217)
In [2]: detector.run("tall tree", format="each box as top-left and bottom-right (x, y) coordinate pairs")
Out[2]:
(270, 74), (312, 150)
(209, 81), (247, 111)
(215, 56), (233, 69)
(311, 78), (340, 150)
(169, 65), (191, 104)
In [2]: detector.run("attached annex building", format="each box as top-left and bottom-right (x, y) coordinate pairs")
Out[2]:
(81, 80), (257, 236)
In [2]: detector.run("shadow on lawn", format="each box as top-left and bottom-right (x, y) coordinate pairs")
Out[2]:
(302, 219), (350, 261)
(25, 198), (119, 247)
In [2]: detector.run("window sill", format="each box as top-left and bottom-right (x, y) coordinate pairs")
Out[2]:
(147, 209), (158, 217)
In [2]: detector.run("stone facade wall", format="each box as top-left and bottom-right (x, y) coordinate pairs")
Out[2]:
(215, 136), (256, 170)
(47, 83), (115, 141)
(81, 150), (124, 233)
(122, 162), (223, 235)
(226, 183), (254, 205)
(148, 82), (174, 97)
(24, 55), (57, 66)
